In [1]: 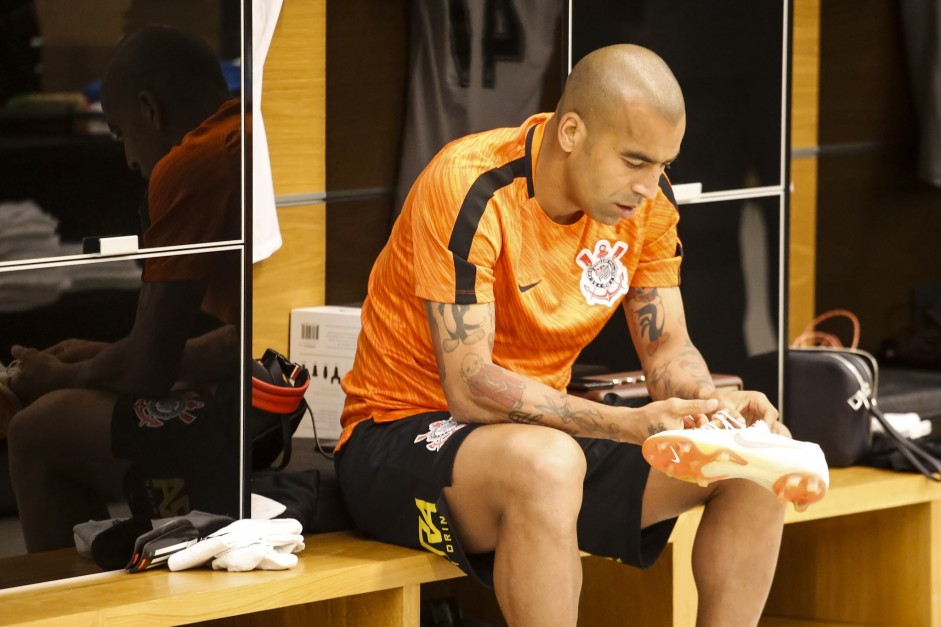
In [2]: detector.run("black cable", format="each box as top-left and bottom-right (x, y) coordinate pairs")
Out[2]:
(306, 403), (334, 461)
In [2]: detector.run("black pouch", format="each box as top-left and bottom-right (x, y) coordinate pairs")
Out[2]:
(126, 518), (199, 572)
(784, 347), (875, 467)
(786, 347), (941, 480)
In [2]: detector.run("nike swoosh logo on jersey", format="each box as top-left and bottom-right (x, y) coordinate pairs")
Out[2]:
(518, 280), (542, 293)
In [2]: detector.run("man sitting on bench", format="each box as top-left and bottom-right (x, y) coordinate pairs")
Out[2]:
(334, 44), (828, 626)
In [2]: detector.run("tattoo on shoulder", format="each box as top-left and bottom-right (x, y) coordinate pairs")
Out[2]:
(425, 302), (447, 382)
(437, 304), (486, 353)
(628, 288), (671, 355)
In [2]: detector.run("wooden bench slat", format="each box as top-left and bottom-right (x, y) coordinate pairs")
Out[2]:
(0, 467), (938, 626)
(783, 465), (941, 523)
(0, 533), (462, 626)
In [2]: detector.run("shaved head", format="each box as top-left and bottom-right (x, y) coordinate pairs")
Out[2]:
(558, 44), (685, 129)
(99, 25), (232, 177)
(537, 44), (686, 226)
(101, 24), (229, 125)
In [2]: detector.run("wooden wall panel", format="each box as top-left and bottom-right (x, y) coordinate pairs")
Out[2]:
(325, 198), (392, 305)
(261, 0), (326, 196)
(815, 152), (941, 353)
(252, 204), (325, 356)
(788, 0), (820, 342)
(814, 0), (941, 354)
(788, 158), (818, 341)
(324, 0), (409, 305)
(253, 0), (327, 357)
(790, 0), (820, 150)
(325, 0), (409, 192)
(817, 0), (916, 146)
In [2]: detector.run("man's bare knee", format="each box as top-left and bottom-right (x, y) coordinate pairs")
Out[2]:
(505, 428), (586, 498)
(6, 404), (46, 458)
(446, 426), (586, 551)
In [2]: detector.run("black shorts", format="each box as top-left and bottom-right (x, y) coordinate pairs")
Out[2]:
(335, 412), (678, 588)
(112, 385), (240, 520)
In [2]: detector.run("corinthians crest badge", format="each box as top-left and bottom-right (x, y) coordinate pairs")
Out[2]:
(576, 239), (629, 306)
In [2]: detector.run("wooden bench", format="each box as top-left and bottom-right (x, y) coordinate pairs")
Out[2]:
(1, 466), (938, 626)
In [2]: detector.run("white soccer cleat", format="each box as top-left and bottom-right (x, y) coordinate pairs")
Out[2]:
(642, 412), (830, 512)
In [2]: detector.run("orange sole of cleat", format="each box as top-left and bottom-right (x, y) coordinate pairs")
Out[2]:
(643, 436), (828, 511)
(642, 436), (748, 485)
(772, 472), (828, 510)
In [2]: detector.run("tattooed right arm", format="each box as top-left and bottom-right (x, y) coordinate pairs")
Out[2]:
(424, 299), (712, 443)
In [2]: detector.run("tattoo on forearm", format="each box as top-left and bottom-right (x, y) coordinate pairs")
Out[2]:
(536, 396), (620, 440)
(461, 355), (525, 411)
(508, 410), (543, 425)
(647, 344), (715, 400)
(437, 303), (486, 352)
(509, 411), (578, 436)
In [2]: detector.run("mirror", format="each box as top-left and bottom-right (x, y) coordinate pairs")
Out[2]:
(0, 0), (246, 588)
(0, 0), (244, 264)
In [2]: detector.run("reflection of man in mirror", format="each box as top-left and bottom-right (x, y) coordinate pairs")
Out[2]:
(4, 25), (245, 553)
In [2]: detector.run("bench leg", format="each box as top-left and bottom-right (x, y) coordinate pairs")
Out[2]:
(669, 508), (700, 627)
(575, 508), (702, 627)
(765, 502), (939, 626)
(931, 499), (940, 627)
(195, 584), (422, 627)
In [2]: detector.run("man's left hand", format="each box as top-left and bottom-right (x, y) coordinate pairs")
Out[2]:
(706, 388), (789, 435)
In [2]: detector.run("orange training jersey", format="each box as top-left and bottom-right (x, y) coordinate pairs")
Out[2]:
(338, 113), (682, 448)
(143, 99), (244, 326)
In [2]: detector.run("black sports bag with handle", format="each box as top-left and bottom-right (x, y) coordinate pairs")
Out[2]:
(785, 346), (941, 480)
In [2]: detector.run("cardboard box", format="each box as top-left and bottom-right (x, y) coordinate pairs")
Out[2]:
(289, 306), (362, 442)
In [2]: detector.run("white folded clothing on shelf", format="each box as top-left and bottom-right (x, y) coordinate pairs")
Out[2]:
(874, 412), (933, 439)
(0, 200), (59, 259)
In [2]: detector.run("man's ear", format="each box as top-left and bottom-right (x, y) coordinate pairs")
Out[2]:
(137, 90), (164, 131)
(557, 112), (584, 154)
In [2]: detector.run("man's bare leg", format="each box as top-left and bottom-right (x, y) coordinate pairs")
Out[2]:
(8, 389), (128, 552)
(642, 469), (786, 626)
(444, 424), (586, 627)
